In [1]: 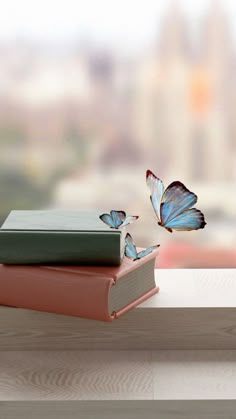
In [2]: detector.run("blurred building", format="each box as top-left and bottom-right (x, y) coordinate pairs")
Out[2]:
(134, 1), (235, 183)
(0, 0), (236, 265)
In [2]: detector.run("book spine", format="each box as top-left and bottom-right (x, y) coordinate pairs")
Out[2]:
(0, 231), (122, 265)
(0, 265), (114, 321)
(111, 287), (159, 320)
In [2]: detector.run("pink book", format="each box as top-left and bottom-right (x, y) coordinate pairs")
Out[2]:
(0, 249), (159, 322)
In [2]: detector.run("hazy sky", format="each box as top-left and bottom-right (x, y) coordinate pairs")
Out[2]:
(0, 0), (235, 50)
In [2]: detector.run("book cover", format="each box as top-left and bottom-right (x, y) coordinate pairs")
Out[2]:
(0, 210), (124, 265)
(0, 248), (159, 321)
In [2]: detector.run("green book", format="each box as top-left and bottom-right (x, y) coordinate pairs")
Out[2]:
(0, 210), (125, 265)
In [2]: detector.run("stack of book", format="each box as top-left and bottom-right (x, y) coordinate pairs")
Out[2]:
(0, 210), (159, 321)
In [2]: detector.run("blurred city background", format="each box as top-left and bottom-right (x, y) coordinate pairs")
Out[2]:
(0, 0), (236, 267)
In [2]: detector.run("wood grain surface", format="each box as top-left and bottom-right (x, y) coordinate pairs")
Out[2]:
(1, 350), (236, 401)
(1, 269), (236, 350)
(0, 351), (153, 401)
(1, 350), (236, 418)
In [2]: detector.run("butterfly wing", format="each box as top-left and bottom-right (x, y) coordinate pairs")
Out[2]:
(110, 210), (126, 228)
(124, 233), (138, 259)
(99, 213), (115, 228)
(160, 181), (198, 227)
(164, 208), (206, 231)
(136, 245), (160, 260)
(120, 215), (139, 227)
(146, 170), (164, 222)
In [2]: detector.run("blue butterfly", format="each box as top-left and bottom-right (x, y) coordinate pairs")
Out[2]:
(146, 169), (206, 233)
(125, 233), (160, 261)
(99, 210), (139, 229)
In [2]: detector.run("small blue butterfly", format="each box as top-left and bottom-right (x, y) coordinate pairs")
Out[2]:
(99, 210), (139, 229)
(146, 169), (206, 233)
(125, 233), (160, 261)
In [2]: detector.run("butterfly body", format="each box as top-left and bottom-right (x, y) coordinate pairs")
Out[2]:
(124, 233), (160, 261)
(146, 170), (206, 233)
(159, 222), (172, 233)
(99, 210), (138, 229)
